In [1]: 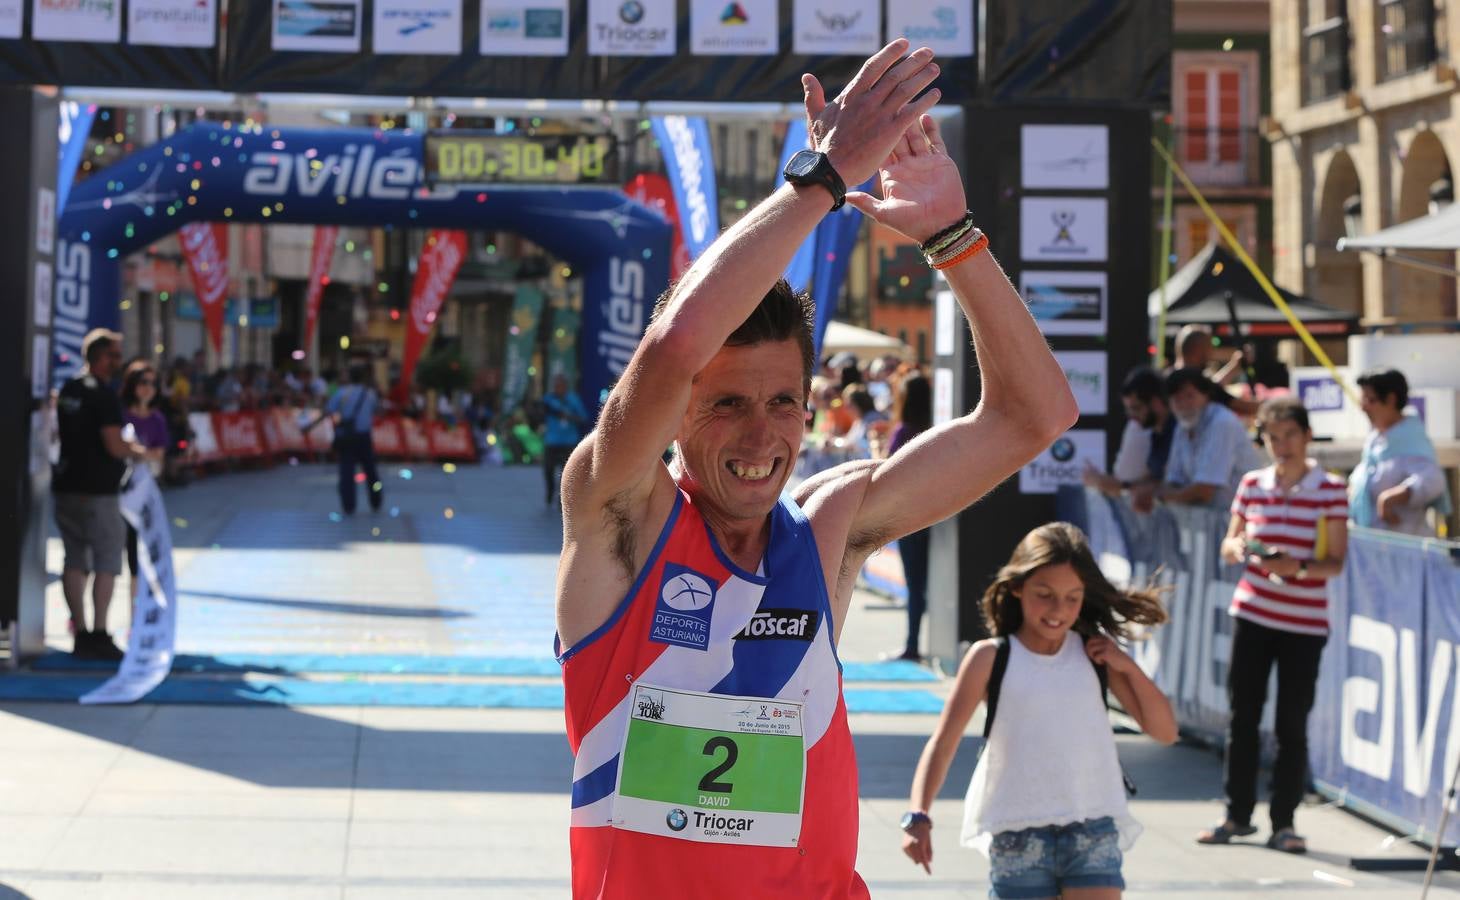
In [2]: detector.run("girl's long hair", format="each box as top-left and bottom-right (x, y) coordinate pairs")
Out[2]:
(981, 522), (1167, 641)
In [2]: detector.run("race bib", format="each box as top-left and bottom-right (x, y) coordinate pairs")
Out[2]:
(612, 682), (806, 847)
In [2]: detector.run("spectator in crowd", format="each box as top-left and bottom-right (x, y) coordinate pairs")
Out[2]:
(1174, 325), (1243, 386)
(305, 363), (382, 516)
(1159, 367), (1264, 510)
(120, 361), (169, 598)
(1199, 397), (1348, 854)
(53, 329), (151, 660)
(842, 385), (887, 459)
(1084, 366), (1175, 513)
(1350, 367), (1452, 536)
(885, 371), (933, 660)
(542, 374), (588, 506)
(165, 356), (192, 413)
(188, 349), (207, 396)
(215, 367), (243, 412)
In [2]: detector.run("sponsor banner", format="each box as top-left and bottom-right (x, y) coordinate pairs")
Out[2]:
(623, 172), (689, 279)
(588, 0), (675, 56)
(886, 0), (973, 57)
(31, 334), (49, 399)
(371, 418), (404, 456)
(374, 0), (461, 55)
(178, 222), (229, 352)
(480, 0), (569, 56)
(57, 101), (97, 214)
(212, 411), (266, 457)
(270, 408), (310, 453)
(80, 466), (177, 705)
(1019, 270), (1107, 336)
(809, 182), (872, 358)
(186, 412), (220, 461)
(36, 187), (55, 256)
(427, 421), (476, 460)
(1020, 197), (1108, 262)
(33, 0), (121, 43)
(1054, 350), (1108, 416)
(303, 225), (338, 349)
(792, 0), (878, 55)
(399, 415), (432, 458)
(546, 305), (580, 385)
(650, 116), (719, 262)
(397, 229), (468, 400)
(691, 0), (776, 55)
(1297, 375), (1345, 413)
(501, 283), (546, 414)
(248, 296), (280, 329)
(1021, 124), (1109, 190)
(305, 414), (335, 454)
(772, 119), (816, 293)
(129, 0), (217, 48)
(273, 0), (362, 53)
(33, 260), (52, 329)
(1019, 429), (1104, 494)
(0, 0), (20, 38)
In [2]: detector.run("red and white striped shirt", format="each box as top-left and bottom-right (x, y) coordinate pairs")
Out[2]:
(1229, 464), (1348, 636)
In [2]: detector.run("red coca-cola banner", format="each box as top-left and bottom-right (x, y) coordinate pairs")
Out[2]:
(179, 222), (230, 353)
(396, 230), (468, 402)
(302, 225), (338, 350)
(624, 173), (691, 279)
(211, 412), (265, 458)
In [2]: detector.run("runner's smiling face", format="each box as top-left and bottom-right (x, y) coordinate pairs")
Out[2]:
(677, 340), (806, 522)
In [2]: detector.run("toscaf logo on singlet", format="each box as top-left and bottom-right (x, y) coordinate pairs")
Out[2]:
(651, 563), (718, 651)
(735, 608), (819, 643)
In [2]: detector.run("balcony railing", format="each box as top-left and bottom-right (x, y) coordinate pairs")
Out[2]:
(1302, 16), (1350, 104)
(1380, 0), (1437, 81)
(1171, 127), (1265, 188)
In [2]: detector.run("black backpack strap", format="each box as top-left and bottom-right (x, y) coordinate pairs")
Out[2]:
(981, 637), (1011, 740)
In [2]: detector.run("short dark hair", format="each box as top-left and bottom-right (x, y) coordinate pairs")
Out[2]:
(1163, 366), (1216, 399)
(1356, 367), (1409, 410)
(847, 389), (875, 416)
(652, 278), (816, 390)
(1256, 396), (1310, 434)
(1120, 366), (1163, 403)
(82, 328), (121, 364)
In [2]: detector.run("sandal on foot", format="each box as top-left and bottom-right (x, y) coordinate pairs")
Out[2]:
(1266, 828), (1307, 854)
(1196, 821), (1258, 844)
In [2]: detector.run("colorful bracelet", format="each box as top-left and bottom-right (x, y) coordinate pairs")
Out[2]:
(931, 232), (989, 270)
(925, 225), (983, 266)
(923, 218), (976, 257)
(919, 211), (976, 253)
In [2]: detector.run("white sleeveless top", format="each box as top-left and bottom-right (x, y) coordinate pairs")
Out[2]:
(959, 631), (1142, 856)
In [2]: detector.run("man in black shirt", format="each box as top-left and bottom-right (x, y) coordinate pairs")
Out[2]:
(53, 329), (149, 660)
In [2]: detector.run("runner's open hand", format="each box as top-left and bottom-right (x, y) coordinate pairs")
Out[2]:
(842, 115), (966, 245)
(802, 39), (943, 189)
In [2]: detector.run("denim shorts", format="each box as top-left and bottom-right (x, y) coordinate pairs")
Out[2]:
(988, 816), (1124, 899)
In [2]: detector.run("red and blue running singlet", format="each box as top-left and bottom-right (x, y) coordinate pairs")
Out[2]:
(557, 489), (868, 899)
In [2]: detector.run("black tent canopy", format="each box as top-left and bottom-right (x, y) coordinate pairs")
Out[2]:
(1148, 243), (1359, 337)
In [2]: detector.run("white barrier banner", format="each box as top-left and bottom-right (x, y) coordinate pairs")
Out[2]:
(80, 466), (177, 705)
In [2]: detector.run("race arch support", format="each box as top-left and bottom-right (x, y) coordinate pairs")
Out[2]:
(54, 124), (672, 413)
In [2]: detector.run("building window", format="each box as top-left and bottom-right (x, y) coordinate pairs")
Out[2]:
(1173, 203), (1257, 268)
(1302, 4), (1350, 104)
(1379, 0), (1436, 80)
(1173, 53), (1259, 187)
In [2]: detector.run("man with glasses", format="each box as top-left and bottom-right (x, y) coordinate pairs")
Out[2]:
(53, 328), (150, 660)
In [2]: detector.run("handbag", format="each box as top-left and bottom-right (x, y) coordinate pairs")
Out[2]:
(331, 386), (371, 452)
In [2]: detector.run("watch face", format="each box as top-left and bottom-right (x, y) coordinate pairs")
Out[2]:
(786, 150), (822, 179)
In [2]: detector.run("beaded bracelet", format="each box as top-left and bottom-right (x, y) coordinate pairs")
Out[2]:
(919, 211), (976, 253)
(923, 218), (976, 257)
(930, 230), (989, 270)
(925, 224), (981, 264)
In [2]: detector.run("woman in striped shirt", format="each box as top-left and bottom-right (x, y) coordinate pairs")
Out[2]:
(1196, 397), (1348, 855)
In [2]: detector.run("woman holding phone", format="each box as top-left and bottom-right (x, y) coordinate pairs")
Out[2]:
(1197, 397), (1348, 854)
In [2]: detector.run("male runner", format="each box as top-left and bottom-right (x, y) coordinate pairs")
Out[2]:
(555, 40), (1078, 898)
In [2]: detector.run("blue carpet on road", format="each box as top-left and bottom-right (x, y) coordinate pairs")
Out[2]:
(29, 652), (938, 682)
(0, 673), (944, 713)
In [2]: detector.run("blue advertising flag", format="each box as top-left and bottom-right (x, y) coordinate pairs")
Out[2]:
(774, 119), (816, 293)
(809, 178), (873, 359)
(57, 101), (96, 213)
(650, 116), (719, 261)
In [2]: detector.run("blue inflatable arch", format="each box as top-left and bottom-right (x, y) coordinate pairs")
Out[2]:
(53, 123), (672, 412)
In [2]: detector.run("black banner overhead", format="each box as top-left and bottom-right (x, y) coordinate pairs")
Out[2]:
(222, 0), (980, 103)
(0, 3), (220, 91)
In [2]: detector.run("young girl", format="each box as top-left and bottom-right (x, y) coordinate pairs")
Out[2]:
(900, 522), (1177, 899)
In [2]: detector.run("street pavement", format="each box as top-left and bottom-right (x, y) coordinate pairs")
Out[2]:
(1, 461), (1456, 898)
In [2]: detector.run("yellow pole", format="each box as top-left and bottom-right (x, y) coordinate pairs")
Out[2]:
(1155, 134), (1175, 368)
(1150, 137), (1362, 406)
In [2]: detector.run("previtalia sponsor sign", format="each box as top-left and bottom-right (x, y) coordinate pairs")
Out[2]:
(792, 0), (878, 55)
(33, 0), (122, 43)
(272, 0), (362, 53)
(690, 0), (776, 55)
(1020, 197), (1108, 263)
(886, 0), (972, 57)
(1021, 124), (1109, 191)
(129, 0), (217, 48)
(1019, 429), (1105, 494)
(0, 0), (22, 38)
(1054, 351), (1108, 416)
(588, 0), (674, 56)
(374, 0), (461, 55)
(480, 0), (568, 56)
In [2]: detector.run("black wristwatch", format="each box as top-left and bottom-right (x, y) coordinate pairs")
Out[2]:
(900, 811), (932, 832)
(783, 149), (847, 211)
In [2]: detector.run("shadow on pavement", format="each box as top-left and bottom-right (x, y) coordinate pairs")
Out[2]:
(181, 588), (474, 619)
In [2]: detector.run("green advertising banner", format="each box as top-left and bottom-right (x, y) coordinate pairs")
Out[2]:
(546, 306), (580, 387)
(501, 284), (545, 415)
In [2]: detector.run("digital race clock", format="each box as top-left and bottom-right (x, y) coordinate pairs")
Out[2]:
(423, 133), (619, 184)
